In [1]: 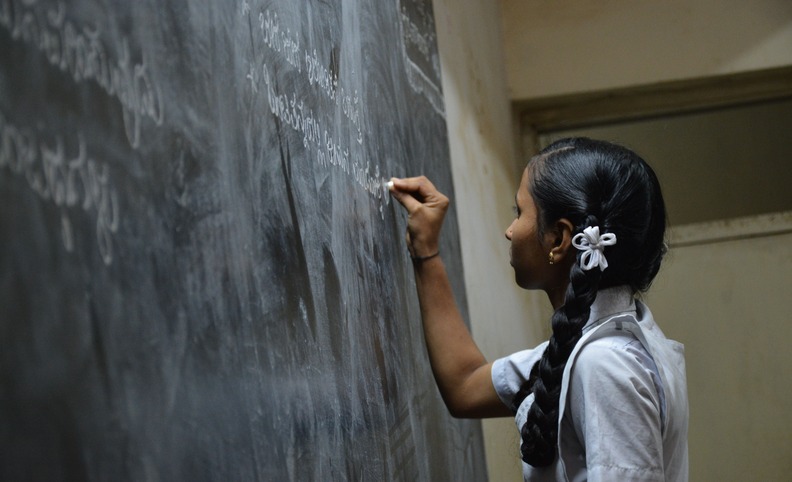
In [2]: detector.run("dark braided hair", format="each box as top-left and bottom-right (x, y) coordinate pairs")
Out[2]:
(513, 137), (667, 467)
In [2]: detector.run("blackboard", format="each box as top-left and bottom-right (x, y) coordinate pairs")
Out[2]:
(0, 0), (486, 480)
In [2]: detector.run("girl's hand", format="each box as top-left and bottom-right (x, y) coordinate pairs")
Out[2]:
(388, 176), (449, 259)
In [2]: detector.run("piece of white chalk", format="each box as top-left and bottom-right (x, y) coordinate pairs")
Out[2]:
(386, 180), (394, 190)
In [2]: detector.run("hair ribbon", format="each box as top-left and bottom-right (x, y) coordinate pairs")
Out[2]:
(572, 226), (617, 271)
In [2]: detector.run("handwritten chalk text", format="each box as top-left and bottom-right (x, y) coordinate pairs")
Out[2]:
(0, 0), (164, 149)
(244, 5), (390, 217)
(261, 65), (388, 215)
(0, 111), (120, 265)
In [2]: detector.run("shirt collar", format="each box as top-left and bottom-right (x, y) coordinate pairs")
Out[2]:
(583, 285), (636, 332)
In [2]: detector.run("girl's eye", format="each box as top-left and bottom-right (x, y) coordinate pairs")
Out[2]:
(512, 205), (520, 217)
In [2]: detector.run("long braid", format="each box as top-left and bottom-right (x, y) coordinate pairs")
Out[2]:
(518, 215), (604, 466)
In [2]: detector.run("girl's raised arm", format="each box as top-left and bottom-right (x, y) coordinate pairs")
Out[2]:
(389, 177), (510, 418)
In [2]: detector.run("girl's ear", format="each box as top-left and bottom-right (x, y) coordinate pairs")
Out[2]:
(547, 218), (575, 264)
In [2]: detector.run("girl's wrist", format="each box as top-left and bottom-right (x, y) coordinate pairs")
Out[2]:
(411, 250), (440, 262)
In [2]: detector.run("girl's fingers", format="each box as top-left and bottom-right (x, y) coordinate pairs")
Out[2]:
(389, 176), (448, 256)
(389, 176), (447, 209)
(389, 187), (422, 213)
(391, 176), (436, 198)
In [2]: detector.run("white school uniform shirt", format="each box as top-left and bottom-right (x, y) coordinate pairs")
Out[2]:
(492, 286), (689, 481)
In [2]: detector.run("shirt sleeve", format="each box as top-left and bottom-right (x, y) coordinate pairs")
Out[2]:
(568, 334), (665, 482)
(491, 341), (548, 410)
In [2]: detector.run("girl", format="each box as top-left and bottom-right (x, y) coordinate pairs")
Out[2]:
(389, 137), (688, 481)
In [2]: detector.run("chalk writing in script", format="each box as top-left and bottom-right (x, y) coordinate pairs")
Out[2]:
(0, 0), (164, 149)
(0, 111), (120, 265)
(261, 64), (388, 214)
(247, 6), (390, 218)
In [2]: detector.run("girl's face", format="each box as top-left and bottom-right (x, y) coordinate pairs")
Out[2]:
(505, 168), (555, 290)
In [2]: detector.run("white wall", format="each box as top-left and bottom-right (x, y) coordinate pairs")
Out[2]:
(432, 1), (550, 480)
(500, 0), (792, 99)
(646, 216), (792, 481)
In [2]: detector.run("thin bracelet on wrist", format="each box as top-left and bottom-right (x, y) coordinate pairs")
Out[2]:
(411, 251), (440, 262)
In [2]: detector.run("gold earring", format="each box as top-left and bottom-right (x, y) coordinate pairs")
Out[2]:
(548, 252), (555, 265)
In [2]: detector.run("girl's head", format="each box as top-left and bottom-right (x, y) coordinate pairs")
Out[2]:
(510, 137), (667, 466)
(527, 137), (667, 293)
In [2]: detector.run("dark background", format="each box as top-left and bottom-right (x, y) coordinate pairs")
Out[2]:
(0, 0), (486, 480)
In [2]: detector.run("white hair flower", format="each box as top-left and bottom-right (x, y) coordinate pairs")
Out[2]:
(572, 226), (617, 271)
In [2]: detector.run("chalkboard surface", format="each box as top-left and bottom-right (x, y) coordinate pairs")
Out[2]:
(0, 1), (486, 480)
